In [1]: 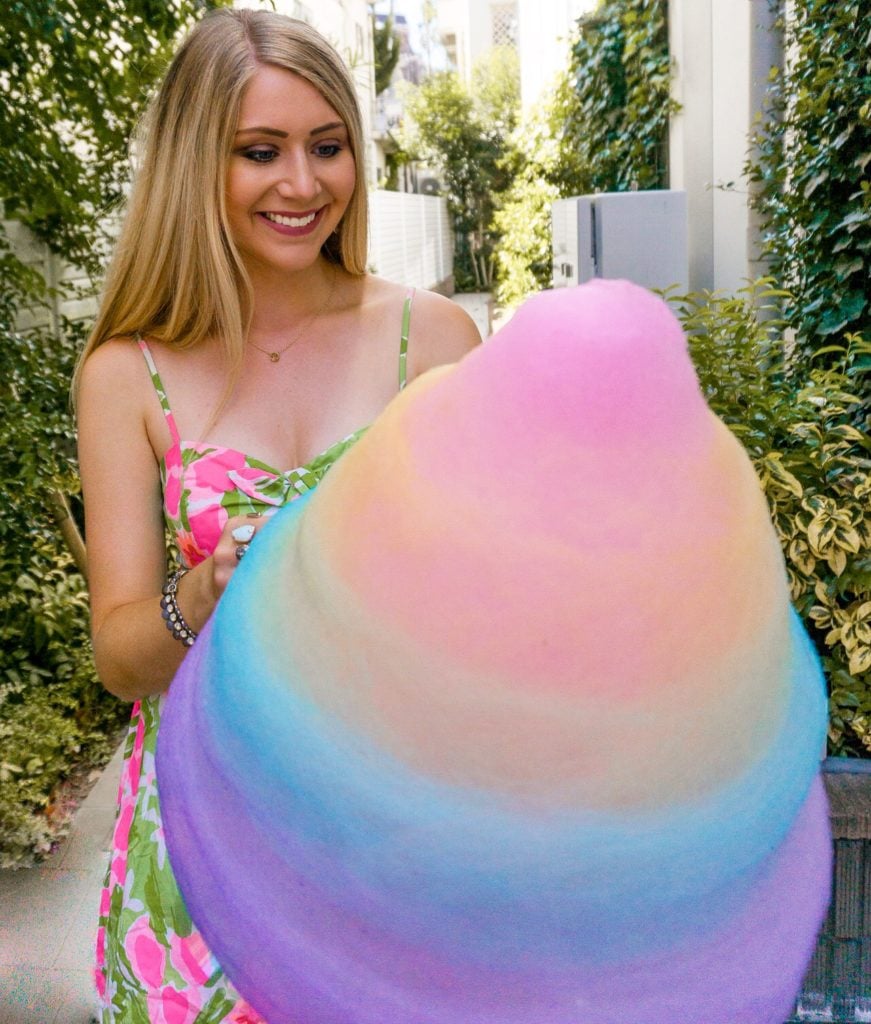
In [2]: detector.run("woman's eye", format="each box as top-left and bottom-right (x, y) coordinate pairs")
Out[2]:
(314, 143), (342, 158)
(243, 148), (277, 163)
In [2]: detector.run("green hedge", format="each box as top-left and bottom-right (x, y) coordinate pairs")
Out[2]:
(675, 281), (871, 756)
(0, 306), (127, 868)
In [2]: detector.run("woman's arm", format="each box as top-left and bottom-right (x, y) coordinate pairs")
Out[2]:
(77, 340), (256, 701)
(406, 291), (482, 379)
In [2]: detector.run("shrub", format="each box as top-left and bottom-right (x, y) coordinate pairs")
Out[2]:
(493, 105), (564, 309)
(672, 281), (871, 756)
(0, 314), (127, 867)
(0, 0), (227, 867)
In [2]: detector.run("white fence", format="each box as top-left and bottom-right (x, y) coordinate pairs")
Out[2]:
(5, 219), (98, 334)
(369, 190), (453, 292)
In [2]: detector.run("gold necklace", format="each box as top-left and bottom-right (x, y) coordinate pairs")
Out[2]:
(248, 267), (337, 363)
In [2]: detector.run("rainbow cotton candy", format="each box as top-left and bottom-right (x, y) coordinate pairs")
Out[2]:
(158, 279), (831, 1024)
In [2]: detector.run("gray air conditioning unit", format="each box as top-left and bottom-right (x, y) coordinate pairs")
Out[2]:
(552, 190), (688, 294)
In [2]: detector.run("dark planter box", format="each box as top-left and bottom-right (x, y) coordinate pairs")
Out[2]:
(788, 757), (871, 1023)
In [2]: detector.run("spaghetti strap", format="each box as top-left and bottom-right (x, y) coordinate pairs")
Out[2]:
(137, 336), (181, 447)
(399, 289), (415, 391)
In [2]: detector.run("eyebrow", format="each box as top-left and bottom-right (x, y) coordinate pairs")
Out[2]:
(235, 121), (346, 139)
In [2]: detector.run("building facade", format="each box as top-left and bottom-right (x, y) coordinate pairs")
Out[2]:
(668, 0), (780, 293)
(436, 0), (518, 83)
(516, 0), (595, 113)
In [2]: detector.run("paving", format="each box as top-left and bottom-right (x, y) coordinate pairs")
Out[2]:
(449, 291), (494, 339)
(0, 743), (123, 1024)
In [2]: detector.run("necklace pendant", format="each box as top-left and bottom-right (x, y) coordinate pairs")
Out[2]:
(269, 352), (280, 363)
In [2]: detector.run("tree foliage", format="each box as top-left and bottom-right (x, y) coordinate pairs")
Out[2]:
(746, 0), (870, 360)
(0, 0), (225, 867)
(472, 44), (521, 139)
(403, 47), (519, 291)
(0, 0), (226, 279)
(494, 0), (675, 308)
(373, 14), (400, 96)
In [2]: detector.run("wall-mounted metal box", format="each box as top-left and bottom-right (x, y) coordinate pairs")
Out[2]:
(552, 190), (689, 294)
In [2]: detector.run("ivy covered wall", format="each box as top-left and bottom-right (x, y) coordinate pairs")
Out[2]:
(747, 0), (870, 357)
(494, 0), (675, 307)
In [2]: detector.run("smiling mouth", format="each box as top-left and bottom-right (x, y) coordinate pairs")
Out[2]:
(262, 210), (319, 228)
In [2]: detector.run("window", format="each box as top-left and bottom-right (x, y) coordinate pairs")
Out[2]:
(491, 2), (518, 48)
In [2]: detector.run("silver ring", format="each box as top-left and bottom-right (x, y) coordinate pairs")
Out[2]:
(234, 545), (248, 562)
(231, 524), (256, 543)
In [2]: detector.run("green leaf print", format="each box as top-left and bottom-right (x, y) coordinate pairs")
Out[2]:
(143, 864), (169, 946)
(196, 991), (238, 1023)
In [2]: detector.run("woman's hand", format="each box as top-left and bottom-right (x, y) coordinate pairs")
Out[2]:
(78, 340), (271, 701)
(205, 512), (268, 600)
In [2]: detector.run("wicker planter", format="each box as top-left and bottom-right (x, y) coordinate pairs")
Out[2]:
(790, 758), (871, 1023)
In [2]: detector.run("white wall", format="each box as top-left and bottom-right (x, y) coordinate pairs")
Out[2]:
(369, 190), (453, 291)
(517, 0), (596, 113)
(710, 1), (753, 292)
(669, 0), (774, 294)
(10, 191), (454, 339)
(668, 0), (715, 292)
(436, 0), (473, 81)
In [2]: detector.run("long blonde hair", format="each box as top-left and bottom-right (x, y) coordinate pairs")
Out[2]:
(74, 9), (368, 393)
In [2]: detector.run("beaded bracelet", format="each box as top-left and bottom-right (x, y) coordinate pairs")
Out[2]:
(160, 568), (198, 647)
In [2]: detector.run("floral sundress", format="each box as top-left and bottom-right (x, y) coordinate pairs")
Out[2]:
(96, 297), (413, 1023)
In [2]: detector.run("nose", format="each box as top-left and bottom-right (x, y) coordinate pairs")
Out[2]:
(276, 151), (320, 204)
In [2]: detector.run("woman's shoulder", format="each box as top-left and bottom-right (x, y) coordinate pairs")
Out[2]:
(77, 335), (151, 402)
(360, 275), (482, 374)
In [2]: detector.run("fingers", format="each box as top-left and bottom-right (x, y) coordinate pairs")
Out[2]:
(212, 513), (268, 596)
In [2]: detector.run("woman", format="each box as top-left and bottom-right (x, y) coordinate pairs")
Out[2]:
(76, 9), (480, 1021)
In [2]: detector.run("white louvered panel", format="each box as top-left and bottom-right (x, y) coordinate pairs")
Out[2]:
(369, 190), (452, 289)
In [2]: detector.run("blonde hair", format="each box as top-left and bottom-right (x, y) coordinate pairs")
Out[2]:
(75, 8), (368, 393)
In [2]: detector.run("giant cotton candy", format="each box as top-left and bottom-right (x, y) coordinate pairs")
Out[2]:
(158, 280), (830, 1024)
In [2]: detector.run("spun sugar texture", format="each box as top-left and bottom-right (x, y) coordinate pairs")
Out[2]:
(158, 279), (830, 1024)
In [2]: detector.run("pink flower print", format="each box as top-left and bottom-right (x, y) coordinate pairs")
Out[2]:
(187, 447), (250, 494)
(168, 930), (213, 987)
(111, 799), (134, 858)
(99, 886), (111, 916)
(95, 925), (106, 968)
(186, 504), (226, 562)
(146, 985), (203, 1024)
(228, 1003), (267, 1024)
(108, 853), (126, 890)
(94, 963), (107, 1001)
(177, 528), (209, 569)
(124, 915), (166, 990)
(163, 448), (184, 520)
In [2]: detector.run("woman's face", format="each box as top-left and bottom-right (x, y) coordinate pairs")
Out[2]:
(226, 64), (357, 277)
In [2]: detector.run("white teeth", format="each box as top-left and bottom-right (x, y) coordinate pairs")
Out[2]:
(263, 211), (318, 228)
